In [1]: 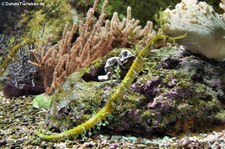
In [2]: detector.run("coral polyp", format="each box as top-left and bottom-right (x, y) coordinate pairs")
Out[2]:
(163, 0), (225, 61)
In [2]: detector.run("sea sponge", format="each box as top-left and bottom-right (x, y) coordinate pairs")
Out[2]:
(163, 0), (225, 61)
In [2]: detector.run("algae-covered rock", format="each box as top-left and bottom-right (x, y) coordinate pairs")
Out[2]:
(46, 47), (225, 137)
(45, 49), (125, 131)
(19, 0), (73, 43)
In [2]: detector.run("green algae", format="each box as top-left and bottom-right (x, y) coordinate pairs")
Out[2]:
(45, 46), (225, 137)
(32, 94), (51, 110)
(47, 68), (119, 131)
(19, 0), (73, 43)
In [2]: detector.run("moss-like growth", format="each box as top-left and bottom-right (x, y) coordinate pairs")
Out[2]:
(19, 0), (73, 43)
(44, 46), (225, 137)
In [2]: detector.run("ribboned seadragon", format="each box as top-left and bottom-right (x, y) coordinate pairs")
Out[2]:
(36, 33), (186, 141)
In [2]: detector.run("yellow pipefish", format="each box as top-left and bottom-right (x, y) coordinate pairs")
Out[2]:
(36, 33), (186, 141)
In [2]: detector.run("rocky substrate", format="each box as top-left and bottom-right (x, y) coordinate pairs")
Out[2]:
(1, 45), (225, 148)
(0, 92), (225, 148)
(47, 47), (225, 137)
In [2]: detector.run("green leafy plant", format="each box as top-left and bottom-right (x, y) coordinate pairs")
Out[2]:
(32, 94), (51, 110)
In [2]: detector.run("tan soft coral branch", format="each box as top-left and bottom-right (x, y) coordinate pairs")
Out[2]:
(29, 0), (155, 95)
(102, 6), (155, 47)
(29, 0), (111, 95)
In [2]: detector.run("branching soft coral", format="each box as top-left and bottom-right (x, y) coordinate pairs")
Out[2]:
(163, 0), (225, 61)
(29, 0), (111, 95)
(29, 0), (155, 95)
(101, 6), (155, 47)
